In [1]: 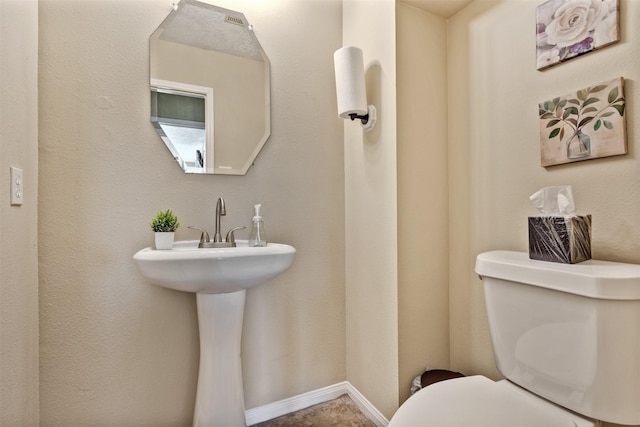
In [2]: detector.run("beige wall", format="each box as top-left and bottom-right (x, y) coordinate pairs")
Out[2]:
(38, 0), (344, 424)
(343, 0), (399, 419)
(0, 0), (40, 425)
(344, 0), (451, 416)
(396, 1), (450, 405)
(447, 0), (503, 382)
(448, 1), (640, 425)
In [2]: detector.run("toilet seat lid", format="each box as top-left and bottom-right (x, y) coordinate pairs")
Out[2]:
(389, 376), (592, 427)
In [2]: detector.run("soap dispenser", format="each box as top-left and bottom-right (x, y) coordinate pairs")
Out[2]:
(249, 204), (267, 247)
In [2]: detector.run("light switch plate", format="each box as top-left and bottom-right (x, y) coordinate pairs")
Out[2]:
(10, 166), (23, 206)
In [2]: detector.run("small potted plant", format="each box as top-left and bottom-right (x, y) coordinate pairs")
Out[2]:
(150, 209), (180, 250)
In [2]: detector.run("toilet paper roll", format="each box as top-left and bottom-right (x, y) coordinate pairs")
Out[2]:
(333, 46), (367, 119)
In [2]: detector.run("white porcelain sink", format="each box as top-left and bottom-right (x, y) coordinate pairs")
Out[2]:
(133, 239), (296, 427)
(133, 240), (296, 294)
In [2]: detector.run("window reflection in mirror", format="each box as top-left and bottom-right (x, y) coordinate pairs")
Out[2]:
(149, 0), (271, 175)
(151, 81), (213, 173)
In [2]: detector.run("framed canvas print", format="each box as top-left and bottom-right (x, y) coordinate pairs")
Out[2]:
(536, 0), (620, 70)
(538, 77), (626, 167)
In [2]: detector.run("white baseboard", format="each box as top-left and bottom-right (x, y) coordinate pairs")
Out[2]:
(343, 381), (390, 427)
(245, 381), (390, 426)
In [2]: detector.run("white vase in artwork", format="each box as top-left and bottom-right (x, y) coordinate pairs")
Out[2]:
(566, 130), (591, 160)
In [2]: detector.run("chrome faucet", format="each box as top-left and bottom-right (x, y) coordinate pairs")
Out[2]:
(214, 197), (226, 243)
(188, 197), (245, 248)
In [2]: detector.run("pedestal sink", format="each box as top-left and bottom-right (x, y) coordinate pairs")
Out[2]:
(133, 240), (296, 427)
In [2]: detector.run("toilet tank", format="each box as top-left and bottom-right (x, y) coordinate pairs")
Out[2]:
(475, 251), (640, 426)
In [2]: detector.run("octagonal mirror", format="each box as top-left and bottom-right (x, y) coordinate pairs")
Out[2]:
(150, 0), (271, 175)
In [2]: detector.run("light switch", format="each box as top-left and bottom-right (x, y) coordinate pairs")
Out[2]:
(10, 167), (23, 206)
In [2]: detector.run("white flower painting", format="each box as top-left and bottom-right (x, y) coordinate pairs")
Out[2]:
(536, 0), (619, 70)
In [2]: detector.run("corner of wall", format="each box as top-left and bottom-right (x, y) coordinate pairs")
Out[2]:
(343, 0), (400, 419)
(396, 1), (450, 405)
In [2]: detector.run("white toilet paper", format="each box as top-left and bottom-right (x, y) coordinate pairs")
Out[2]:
(333, 46), (367, 119)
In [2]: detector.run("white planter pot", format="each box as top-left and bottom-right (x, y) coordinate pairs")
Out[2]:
(154, 232), (175, 250)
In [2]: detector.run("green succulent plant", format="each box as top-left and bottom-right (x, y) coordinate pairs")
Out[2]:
(150, 209), (180, 232)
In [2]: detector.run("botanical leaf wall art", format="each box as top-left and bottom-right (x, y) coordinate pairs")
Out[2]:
(536, 0), (620, 70)
(538, 77), (626, 167)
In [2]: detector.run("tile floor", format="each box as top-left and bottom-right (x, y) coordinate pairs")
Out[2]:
(250, 394), (377, 427)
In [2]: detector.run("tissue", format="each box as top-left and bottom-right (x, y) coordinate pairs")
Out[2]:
(528, 186), (591, 264)
(529, 186), (576, 216)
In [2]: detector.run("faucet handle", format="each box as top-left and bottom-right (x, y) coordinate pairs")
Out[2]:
(225, 226), (246, 247)
(188, 226), (211, 248)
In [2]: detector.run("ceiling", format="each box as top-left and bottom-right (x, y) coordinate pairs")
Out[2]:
(401, 0), (474, 19)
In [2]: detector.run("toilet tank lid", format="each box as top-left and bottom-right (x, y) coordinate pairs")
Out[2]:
(476, 251), (640, 300)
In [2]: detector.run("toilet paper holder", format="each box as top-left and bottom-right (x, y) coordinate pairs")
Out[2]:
(333, 46), (377, 133)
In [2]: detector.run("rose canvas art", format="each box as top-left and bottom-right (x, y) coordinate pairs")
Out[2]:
(536, 0), (619, 70)
(538, 77), (626, 167)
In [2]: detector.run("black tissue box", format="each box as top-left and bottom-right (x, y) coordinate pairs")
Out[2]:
(528, 215), (592, 264)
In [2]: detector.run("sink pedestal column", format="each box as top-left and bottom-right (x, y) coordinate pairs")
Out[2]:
(193, 290), (247, 427)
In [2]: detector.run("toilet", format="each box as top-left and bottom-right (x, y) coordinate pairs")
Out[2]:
(390, 250), (640, 426)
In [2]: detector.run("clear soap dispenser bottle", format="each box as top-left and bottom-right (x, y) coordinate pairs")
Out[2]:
(249, 204), (267, 247)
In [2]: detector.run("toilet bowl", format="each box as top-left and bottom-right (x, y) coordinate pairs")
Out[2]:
(389, 251), (640, 426)
(389, 375), (593, 427)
